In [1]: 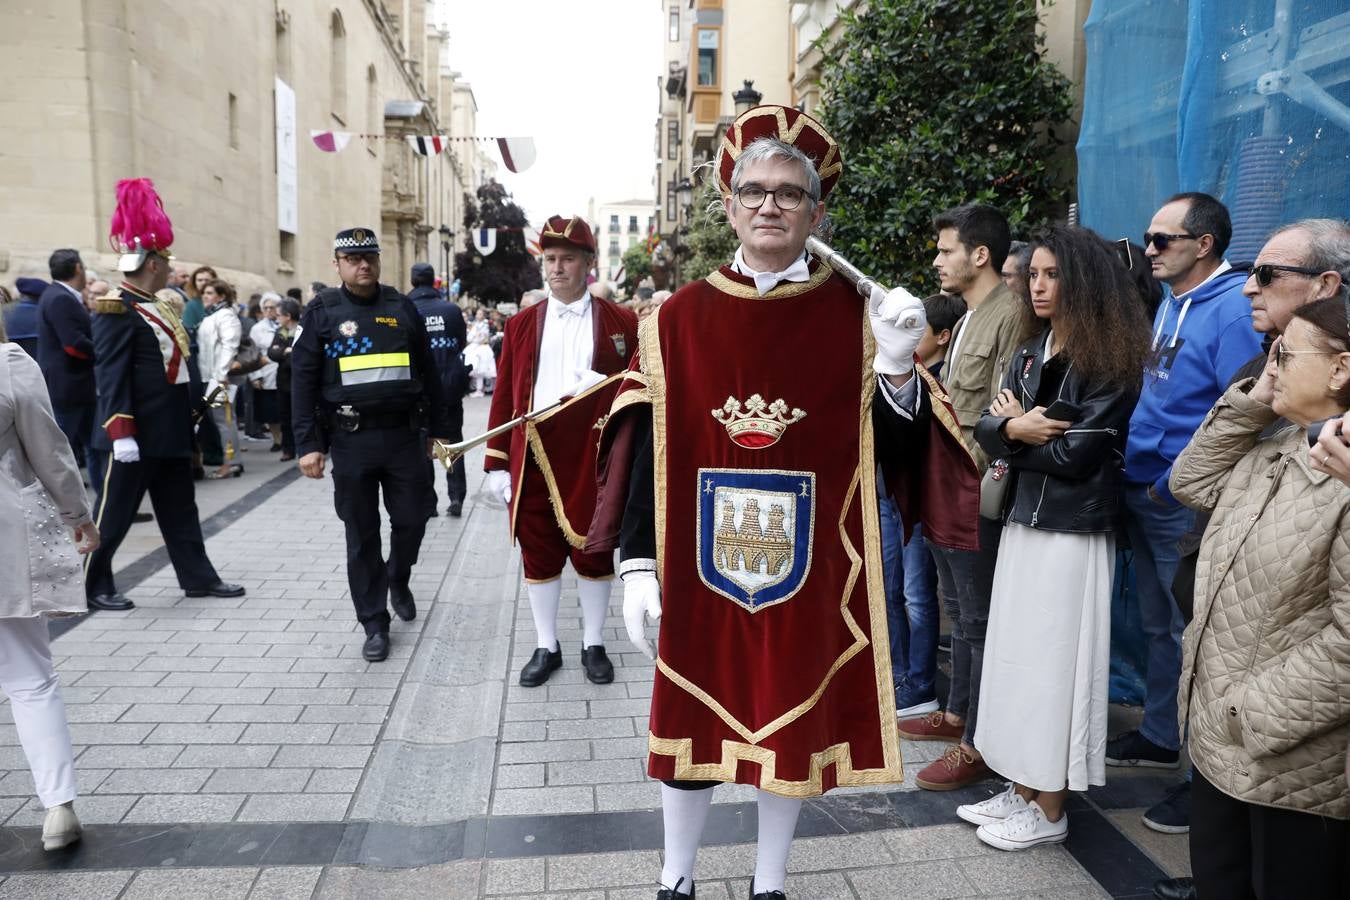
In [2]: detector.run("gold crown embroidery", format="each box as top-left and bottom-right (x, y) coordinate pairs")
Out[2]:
(712, 394), (806, 450)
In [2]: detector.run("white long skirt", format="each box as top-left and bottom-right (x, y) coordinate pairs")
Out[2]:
(974, 522), (1113, 793)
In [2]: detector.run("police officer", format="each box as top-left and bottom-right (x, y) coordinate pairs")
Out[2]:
(291, 228), (451, 661)
(408, 261), (468, 517)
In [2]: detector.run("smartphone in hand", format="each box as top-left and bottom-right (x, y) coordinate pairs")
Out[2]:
(1307, 417), (1348, 448)
(1042, 399), (1084, 422)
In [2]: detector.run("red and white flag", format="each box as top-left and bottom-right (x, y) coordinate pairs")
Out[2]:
(496, 137), (536, 173)
(310, 130), (352, 153)
(408, 135), (448, 156)
(522, 226), (542, 257)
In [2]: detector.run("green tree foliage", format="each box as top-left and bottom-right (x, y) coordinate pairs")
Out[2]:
(681, 182), (739, 284)
(453, 180), (542, 306)
(816, 0), (1074, 291)
(619, 240), (654, 297)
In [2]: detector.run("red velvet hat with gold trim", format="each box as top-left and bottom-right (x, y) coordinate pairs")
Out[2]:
(539, 215), (597, 254)
(715, 105), (844, 202)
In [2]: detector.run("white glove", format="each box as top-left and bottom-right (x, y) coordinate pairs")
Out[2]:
(112, 436), (140, 464)
(868, 284), (927, 376)
(622, 570), (662, 661)
(567, 368), (607, 398)
(487, 470), (511, 504)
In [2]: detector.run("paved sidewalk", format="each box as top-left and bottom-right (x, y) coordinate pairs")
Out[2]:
(0, 396), (1187, 898)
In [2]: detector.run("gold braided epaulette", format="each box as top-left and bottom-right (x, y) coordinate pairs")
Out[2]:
(95, 288), (126, 315)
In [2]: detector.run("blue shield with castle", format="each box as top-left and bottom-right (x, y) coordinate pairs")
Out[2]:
(697, 468), (815, 612)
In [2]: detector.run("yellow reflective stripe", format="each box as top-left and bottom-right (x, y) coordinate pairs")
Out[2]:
(337, 352), (411, 372)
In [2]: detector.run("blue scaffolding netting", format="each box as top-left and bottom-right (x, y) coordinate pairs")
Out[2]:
(1077, 0), (1350, 262)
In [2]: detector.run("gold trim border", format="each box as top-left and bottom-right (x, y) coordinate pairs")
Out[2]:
(704, 262), (833, 301)
(525, 373), (627, 549)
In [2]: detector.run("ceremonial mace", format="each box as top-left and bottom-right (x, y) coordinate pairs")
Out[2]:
(806, 235), (924, 330)
(432, 398), (566, 471)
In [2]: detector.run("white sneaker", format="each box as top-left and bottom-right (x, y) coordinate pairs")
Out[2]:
(976, 801), (1066, 851)
(42, 802), (82, 851)
(957, 782), (1028, 826)
(896, 697), (940, 719)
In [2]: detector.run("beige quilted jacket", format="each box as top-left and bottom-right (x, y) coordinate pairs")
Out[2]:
(1170, 381), (1350, 819)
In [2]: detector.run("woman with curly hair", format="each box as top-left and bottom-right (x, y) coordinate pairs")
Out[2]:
(958, 225), (1151, 850)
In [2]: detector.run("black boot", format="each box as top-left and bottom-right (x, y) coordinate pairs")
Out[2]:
(1152, 877), (1195, 900)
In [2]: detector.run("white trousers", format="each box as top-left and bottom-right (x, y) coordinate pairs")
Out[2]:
(0, 616), (77, 808)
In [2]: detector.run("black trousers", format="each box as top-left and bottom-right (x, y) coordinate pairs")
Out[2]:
(424, 415), (466, 509)
(85, 456), (220, 598)
(330, 427), (430, 636)
(1191, 769), (1349, 899)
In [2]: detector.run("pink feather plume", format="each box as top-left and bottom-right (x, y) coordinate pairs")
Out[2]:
(108, 178), (174, 253)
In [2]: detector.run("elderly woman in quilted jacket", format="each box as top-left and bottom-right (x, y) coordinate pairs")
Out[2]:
(1170, 295), (1350, 898)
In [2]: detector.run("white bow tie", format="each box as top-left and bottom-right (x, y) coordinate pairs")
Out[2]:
(751, 258), (811, 296)
(555, 300), (587, 317)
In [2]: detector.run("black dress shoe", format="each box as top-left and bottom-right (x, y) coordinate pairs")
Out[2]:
(519, 645), (562, 687)
(581, 645), (614, 684)
(132, 511), (154, 523)
(1153, 877), (1195, 900)
(363, 632), (390, 662)
(750, 880), (786, 900)
(448, 500), (463, 518)
(184, 582), (246, 598)
(656, 877), (694, 899)
(88, 593), (134, 611)
(390, 585), (416, 622)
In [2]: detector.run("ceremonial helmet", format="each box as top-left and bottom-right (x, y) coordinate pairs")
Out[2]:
(716, 105), (844, 202)
(109, 178), (175, 272)
(539, 215), (597, 254)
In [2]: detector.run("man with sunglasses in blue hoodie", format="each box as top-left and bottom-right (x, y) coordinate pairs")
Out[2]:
(1107, 192), (1262, 776)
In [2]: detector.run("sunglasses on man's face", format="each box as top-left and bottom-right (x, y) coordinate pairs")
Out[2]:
(1143, 232), (1198, 251)
(1249, 263), (1325, 288)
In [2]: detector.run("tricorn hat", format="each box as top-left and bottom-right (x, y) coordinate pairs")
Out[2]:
(539, 215), (597, 254)
(715, 105), (843, 202)
(109, 178), (175, 272)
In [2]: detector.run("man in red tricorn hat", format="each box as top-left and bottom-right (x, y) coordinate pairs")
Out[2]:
(586, 106), (979, 898)
(484, 215), (638, 688)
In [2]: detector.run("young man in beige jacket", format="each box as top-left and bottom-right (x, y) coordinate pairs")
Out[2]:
(898, 203), (1027, 791)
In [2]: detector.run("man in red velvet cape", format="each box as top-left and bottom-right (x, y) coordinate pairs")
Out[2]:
(585, 107), (979, 899)
(484, 215), (638, 688)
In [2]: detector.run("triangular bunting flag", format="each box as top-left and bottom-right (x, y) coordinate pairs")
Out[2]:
(407, 135), (448, 156)
(496, 137), (536, 173)
(311, 130), (352, 153)
(522, 226), (542, 258)
(472, 227), (497, 256)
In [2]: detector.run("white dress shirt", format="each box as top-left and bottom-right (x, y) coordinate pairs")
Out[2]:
(533, 292), (595, 410)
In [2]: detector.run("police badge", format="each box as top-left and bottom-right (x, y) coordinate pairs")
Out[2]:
(339, 320), (359, 337)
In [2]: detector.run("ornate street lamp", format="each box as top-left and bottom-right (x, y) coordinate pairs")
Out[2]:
(733, 80), (762, 115)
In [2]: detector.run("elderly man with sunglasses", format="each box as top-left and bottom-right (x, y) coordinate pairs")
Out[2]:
(1105, 192), (1262, 779)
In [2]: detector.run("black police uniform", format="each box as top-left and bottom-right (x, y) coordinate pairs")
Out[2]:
(408, 281), (468, 512)
(291, 282), (450, 637)
(86, 284), (231, 605)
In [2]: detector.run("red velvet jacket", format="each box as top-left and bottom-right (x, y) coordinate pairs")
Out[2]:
(485, 294), (638, 535)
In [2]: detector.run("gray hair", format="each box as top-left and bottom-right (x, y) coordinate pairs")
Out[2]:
(729, 138), (821, 208)
(1271, 217), (1350, 298)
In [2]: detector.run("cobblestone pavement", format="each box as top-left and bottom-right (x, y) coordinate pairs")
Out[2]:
(0, 397), (1187, 898)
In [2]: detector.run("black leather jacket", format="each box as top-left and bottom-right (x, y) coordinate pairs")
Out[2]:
(974, 331), (1140, 534)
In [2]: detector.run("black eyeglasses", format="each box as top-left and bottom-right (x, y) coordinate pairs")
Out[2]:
(1249, 263), (1325, 287)
(1143, 232), (1198, 251)
(735, 185), (813, 211)
(336, 252), (379, 266)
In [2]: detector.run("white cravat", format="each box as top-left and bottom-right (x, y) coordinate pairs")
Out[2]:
(733, 247), (811, 296)
(534, 292), (595, 409)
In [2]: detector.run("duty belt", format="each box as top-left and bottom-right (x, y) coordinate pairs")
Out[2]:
(330, 405), (416, 433)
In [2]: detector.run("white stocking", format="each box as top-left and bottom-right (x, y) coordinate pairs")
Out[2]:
(577, 576), (613, 648)
(526, 578), (562, 650)
(659, 783), (714, 894)
(753, 789), (802, 894)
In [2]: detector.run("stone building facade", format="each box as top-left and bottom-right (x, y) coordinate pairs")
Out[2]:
(1, 0), (488, 297)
